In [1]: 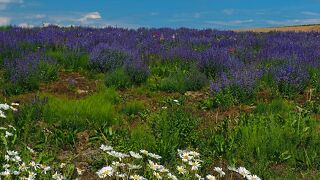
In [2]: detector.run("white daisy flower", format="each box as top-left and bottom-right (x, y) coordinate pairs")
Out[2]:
(127, 163), (142, 170)
(100, 144), (113, 151)
(28, 171), (37, 180)
(60, 163), (66, 168)
(7, 150), (19, 156)
(1, 169), (11, 176)
(112, 161), (125, 167)
(11, 102), (20, 106)
(147, 152), (162, 159)
(153, 171), (162, 179)
(116, 172), (127, 179)
(195, 173), (204, 180)
(52, 171), (65, 180)
(167, 173), (178, 180)
(237, 167), (251, 177)
(96, 166), (113, 178)
(246, 174), (261, 180)
(140, 149), (149, 155)
(41, 165), (51, 174)
(180, 152), (192, 162)
(27, 146), (35, 154)
(189, 161), (201, 171)
(8, 125), (16, 131)
(0, 103), (10, 110)
(213, 167), (225, 177)
(107, 151), (129, 160)
(130, 174), (146, 180)
(5, 131), (13, 138)
(129, 151), (143, 159)
(177, 166), (186, 174)
(76, 167), (85, 175)
(13, 170), (20, 175)
(3, 164), (10, 169)
(206, 175), (216, 180)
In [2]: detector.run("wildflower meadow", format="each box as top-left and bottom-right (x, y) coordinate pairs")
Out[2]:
(1, 26), (320, 179)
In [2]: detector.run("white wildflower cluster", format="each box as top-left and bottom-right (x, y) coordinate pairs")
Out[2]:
(97, 145), (261, 180)
(0, 125), (69, 180)
(228, 166), (261, 180)
(0, 102), (19, 118)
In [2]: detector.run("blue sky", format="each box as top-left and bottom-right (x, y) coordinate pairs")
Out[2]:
(1, 0), (320, 29)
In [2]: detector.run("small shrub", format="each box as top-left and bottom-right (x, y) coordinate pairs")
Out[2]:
(43, 88), (118, 130)
(3, 52), (59, 95)
(148, 107), (199, 162)
(38, 60), (59, 81)
(124, 60), (150, 85)
(105, 68), (131, 89)
(47, 49), (88, 71)
(122, 101), (145, 116)
(159, 71), (186, 93)
(184, 68), (208, 91)
(89, 43), (129, 73)
(130, 124), (157, 151)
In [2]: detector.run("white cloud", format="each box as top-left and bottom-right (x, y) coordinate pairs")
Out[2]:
(79, 12), (102, 23)
(0, 16), (10, 25)
(206, 19), (254, 26)
(150, 12), (159, 16)
(222, 9), (235, 15)
(301, 11), (320, 16)
(0, 0), (23, 10)
(266, 18), (320, 25)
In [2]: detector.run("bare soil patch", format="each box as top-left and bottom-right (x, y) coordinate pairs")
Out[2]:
(235, 24), (320, 32)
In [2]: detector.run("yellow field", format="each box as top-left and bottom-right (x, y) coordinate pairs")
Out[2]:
(235, 24), (320, 32)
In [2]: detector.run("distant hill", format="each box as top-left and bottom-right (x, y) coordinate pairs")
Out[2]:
(235, 24), (320, 32)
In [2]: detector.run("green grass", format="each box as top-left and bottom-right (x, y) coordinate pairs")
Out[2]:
(1, 54), (320, 179)
(196, 99), (320, 179)
(42, 87), (119, 130)
(47, 49), (89, 71)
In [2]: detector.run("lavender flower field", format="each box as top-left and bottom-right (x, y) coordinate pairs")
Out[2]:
(1, 26), (320, 179)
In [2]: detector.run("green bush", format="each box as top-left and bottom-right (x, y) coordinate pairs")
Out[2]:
(43, 87), (119, 130)
(105, 68), (131, 89)
(122, 100), (145, 116)
(47, 49), (88, 71)
(148, 107), (199, 162)
(129, 124), (157, 151)
(3, 75), (40, 96)
(159, 73), (186, 93)
(198, 100), (320, 178)
(157, 64), (208, 93)
(184, 68), (208, 91)
(38, 61), (59, 82)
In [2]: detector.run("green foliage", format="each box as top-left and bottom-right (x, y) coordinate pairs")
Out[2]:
(2, 60), (59, 96)
(309, 67), (320, 93)
(198, 99), (320, 178)
(47, 49), (89, 71)
(3, 75), (40, 96)
(122, 100), (145, 116)
(129, 124), (157, 151)
(43, 87), (119, 130)
(154, 62), (207, 93)
(105, 68), (131, 89)
(148, 107), (199, 162)
(211, 89), (238, 109)
(38, 60), (59, 81)
(159, 71), (186, 93)
(0, 26), (11, 31)
(184, 68), (208, 91)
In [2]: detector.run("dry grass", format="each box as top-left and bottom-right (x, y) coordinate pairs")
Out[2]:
(235, 24), (320, 32)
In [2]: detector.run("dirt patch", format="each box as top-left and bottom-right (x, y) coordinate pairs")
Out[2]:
(41, 71), (99, 99)
(235, 24), (320, 32)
